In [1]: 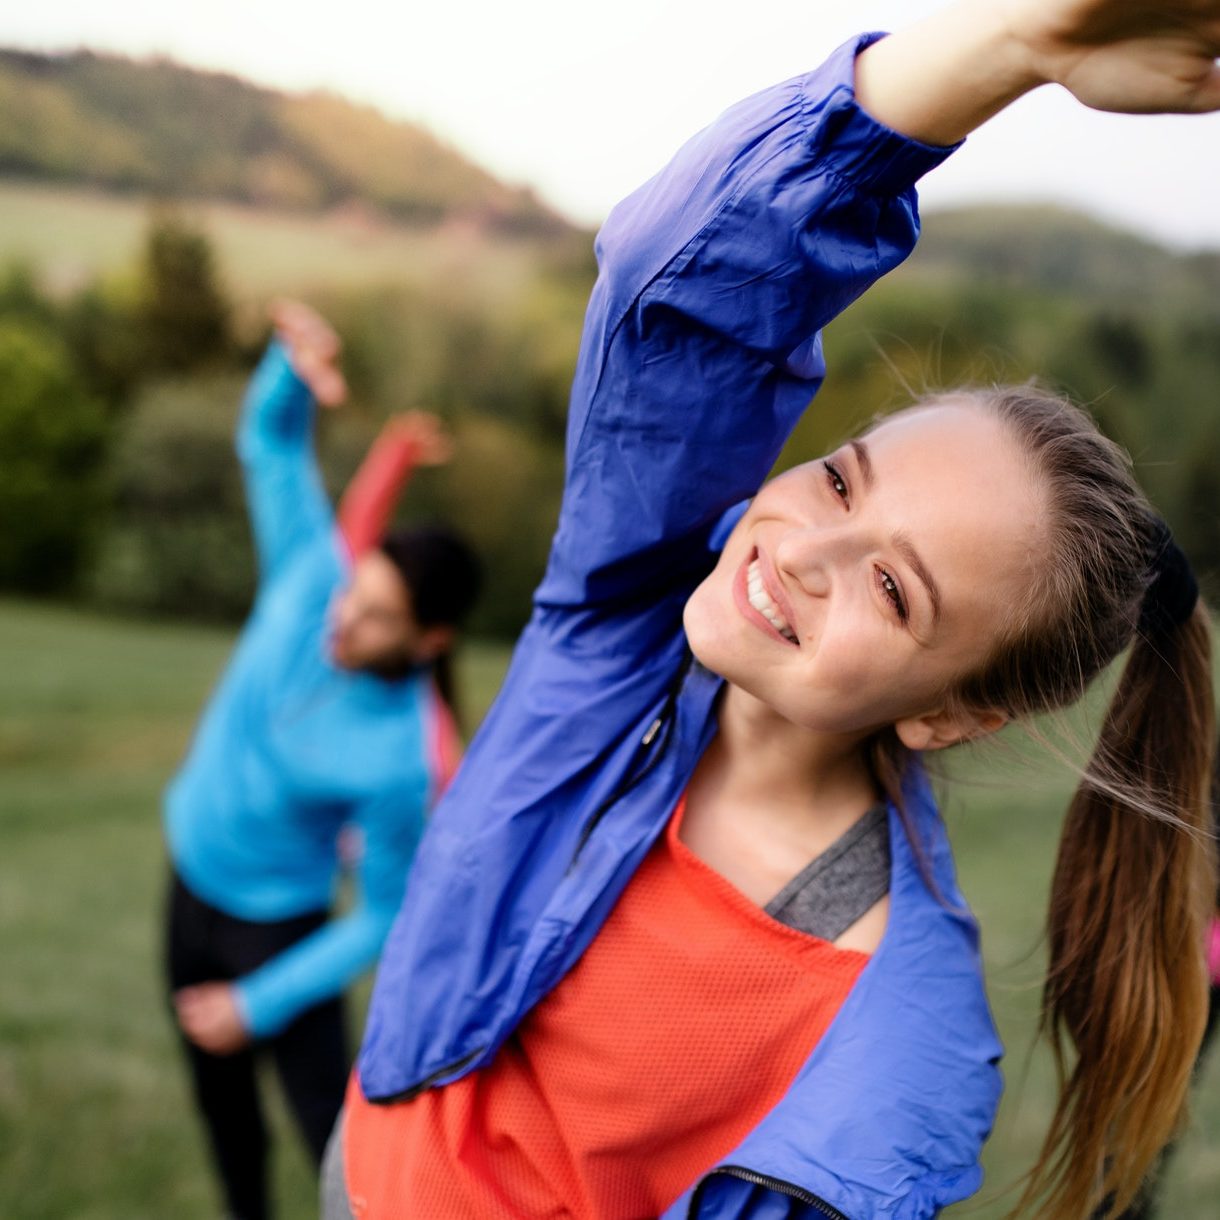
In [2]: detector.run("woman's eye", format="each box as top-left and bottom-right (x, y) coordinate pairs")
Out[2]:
(823, 461), (848, 503)
(878, 567), (909, 624)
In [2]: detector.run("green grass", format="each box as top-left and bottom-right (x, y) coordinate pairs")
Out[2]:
(0, 179), (558, 302)
(943, 727), (1220, 1217)
(0, 598), (509, 1219)
(0, 596), (1215, 1217)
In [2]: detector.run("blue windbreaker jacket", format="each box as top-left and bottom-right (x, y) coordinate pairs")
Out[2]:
(358, 33), (1004, 1219)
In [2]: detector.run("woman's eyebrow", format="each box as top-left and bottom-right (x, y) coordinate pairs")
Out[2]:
(849, 439), (875, 489)
(850, 438), (941, 626)
(849, 439), (941, 624)
(893, 530), (942, 627)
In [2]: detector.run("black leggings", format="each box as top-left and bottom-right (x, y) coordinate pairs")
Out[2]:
(165, 873), (349, 1220)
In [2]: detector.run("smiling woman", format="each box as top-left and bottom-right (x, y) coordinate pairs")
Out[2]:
(685, 404), (1043, 743)
(327, 1), (1220, 1217)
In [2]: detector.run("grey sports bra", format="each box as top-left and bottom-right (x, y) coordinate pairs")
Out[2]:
(763, 804), (891, 941)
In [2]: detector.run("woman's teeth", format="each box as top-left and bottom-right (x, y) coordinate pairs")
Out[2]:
(746, 560), (797, 643)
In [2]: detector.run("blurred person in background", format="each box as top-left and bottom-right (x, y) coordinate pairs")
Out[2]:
(163, 299), (481, 1220)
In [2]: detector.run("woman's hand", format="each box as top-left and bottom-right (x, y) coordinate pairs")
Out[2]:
(379, 411), (455, 467)
(1016, 0), (1220, 113)
(174, 981), (251, 1056)
(855, 0), (1220, 147)
(270, 297), (348, 408)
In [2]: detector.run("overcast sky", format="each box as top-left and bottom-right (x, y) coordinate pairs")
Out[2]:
(4, 0), (1219, 249)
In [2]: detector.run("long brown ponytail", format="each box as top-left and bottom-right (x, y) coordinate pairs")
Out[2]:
(877, 385), (1215, 1216)
(1030, 601), (1214, 1216)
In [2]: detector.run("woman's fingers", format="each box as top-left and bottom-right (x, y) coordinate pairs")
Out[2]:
(293, 347), (348, 408)
(1013, 0), (1220, 112)
(386, 411), (455, 464)
(856, 0), (1220, 146)
(174, 983), (249, 1055)
(270, 298), (348, 406)
(270, 298), (342, 360)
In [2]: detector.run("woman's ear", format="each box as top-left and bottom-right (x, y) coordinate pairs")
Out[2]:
(894, 704), (1008, 752)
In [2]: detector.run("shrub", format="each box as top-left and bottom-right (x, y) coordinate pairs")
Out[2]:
(0, 319), (108, 591)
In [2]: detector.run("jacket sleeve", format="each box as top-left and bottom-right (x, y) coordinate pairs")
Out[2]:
(337, 427), (421, 560)
(533, 33), (956, 619)
(235, 340), (336, 587)
(234, 782), (429, 1039)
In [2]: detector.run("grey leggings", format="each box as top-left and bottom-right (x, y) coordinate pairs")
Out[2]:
(320, 1112), (356, 1220)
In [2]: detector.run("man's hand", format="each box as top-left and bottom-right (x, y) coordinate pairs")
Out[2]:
(380, 411), (455, 467)
(270, 298), (348, 408)
(174, 982), (251, 1056)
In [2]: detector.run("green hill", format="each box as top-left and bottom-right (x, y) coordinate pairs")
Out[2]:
(910, 203), (1220, 314)
(3, 38), (1216, 302)
(0, 47), (571, 237)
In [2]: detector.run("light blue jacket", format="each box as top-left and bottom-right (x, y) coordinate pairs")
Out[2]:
(165, 344), (439, 1038)
(358, 34), (1003, 1218)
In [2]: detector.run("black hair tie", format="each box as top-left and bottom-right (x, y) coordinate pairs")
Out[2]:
(1138, 517), (1198, 637)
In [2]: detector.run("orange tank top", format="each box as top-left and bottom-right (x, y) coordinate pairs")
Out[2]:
(344, 798), (870, 1218)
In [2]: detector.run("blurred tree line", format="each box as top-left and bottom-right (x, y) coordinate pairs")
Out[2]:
(0, 207), (585, 637)
(2, 203), (1220, 638)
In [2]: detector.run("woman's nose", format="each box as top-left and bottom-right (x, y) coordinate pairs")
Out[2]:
(773, 525), (853, 597)
(334, 591), (359, 631)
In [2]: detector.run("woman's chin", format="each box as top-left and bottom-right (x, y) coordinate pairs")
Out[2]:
(329, 635), (355, 670)
(684, 614), (756, 697)
(682, 592), (727, 675)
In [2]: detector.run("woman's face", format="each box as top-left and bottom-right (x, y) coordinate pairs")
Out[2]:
(683, 403), (1046, 741)
(330, 551), (422, 673)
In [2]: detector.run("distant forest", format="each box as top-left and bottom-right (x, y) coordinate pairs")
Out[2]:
(1, 46), (1219, 635)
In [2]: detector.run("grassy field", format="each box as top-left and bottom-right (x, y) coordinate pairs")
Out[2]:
(0, 596), (1216, 1218)
(0, 180), (566, 302)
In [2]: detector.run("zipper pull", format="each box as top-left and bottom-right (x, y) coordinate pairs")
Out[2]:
(641, 715), (664, 746)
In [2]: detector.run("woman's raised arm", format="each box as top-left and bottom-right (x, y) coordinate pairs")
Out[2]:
(534, 35), (953, 623)
(855, 0), (1220, 146)
(534, 0), (1220, 633)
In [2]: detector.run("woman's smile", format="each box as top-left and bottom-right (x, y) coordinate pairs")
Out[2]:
(734, 548), (799, 646)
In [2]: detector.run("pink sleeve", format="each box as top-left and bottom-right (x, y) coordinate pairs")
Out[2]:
(337, 428), (420, 559)
(1208, 914), (1220, 986)
(427, 682), (463, 799)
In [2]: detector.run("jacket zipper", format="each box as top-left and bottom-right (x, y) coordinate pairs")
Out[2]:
(688, 1165), (852, 1220)
(567, 651), (693, 868)
(369, 1045), (484, 1105)
(378, 658), (696, 1100)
